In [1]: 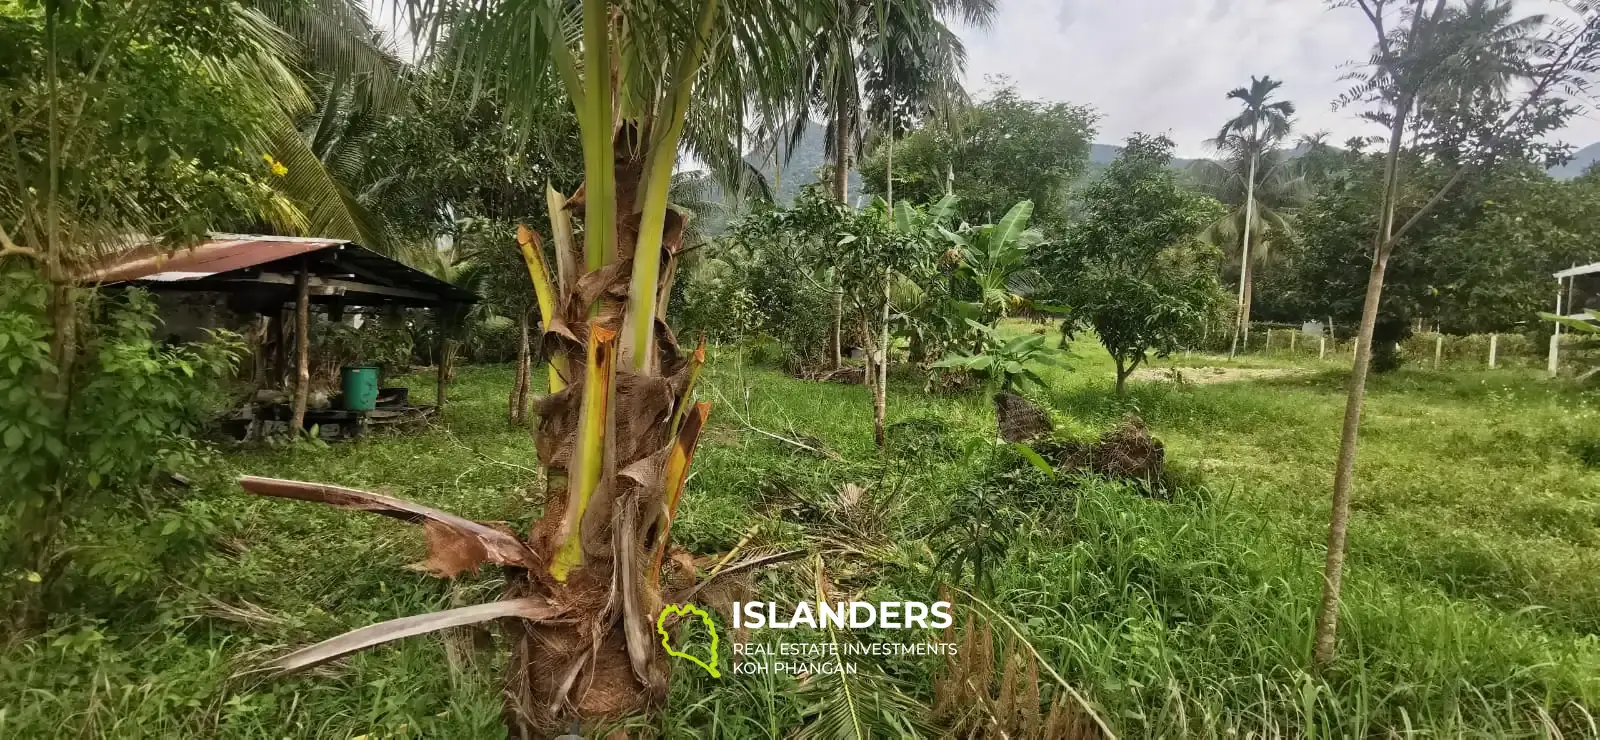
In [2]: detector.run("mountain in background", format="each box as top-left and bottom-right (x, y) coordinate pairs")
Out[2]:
(741, 124), (1600, 202)
(746, 123), (860, 205)
(1548, 142), (1600, 179)
(1087, 142), (1209, 173)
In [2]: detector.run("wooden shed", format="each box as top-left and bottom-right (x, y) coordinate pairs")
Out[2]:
(83, 234), (477, 434)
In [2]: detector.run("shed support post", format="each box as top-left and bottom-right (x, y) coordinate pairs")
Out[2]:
(290, 260), (311, 436)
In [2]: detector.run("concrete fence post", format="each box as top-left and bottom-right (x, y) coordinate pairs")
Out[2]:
(1319, 336), (1327, 359)
(1488, 334), (1499, 368)
(1434, 334), (1443, 370)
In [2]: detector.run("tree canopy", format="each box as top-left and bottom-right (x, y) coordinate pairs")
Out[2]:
(1040, 134), (1227, 394)
(858, 83), (1097, 230)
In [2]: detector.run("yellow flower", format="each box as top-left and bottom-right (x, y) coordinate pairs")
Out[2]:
(271, 161), (288, 177)
(262, 153), (274, 164)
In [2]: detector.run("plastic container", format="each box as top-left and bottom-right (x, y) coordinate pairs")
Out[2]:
(340, 366), (380, 411)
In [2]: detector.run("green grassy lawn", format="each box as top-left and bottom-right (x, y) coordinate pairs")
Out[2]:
(4, 329), (1599, 737)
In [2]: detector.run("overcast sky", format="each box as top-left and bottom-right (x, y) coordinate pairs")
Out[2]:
(956, 0), (1600, 159)
(369, 0), (1600, 160)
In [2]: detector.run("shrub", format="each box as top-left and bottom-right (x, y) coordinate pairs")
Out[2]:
(0, 275), (241, 618)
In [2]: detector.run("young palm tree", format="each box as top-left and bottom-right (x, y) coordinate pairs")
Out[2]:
(1213, 75), (1294, 355)
(234, 0), (819, 733)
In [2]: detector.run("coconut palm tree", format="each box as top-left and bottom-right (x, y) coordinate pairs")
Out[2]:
(232, 0), (823, 733)
(1214, 75), (1294, 355)
(801, 0), (992, 205)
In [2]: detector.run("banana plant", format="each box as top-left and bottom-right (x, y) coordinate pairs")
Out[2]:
(931, 320), (1068, 394)
(938, 199), (1045, 323)
(235, 0), (816, 734)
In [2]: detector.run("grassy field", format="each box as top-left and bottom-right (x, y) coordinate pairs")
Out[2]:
(4, 328), (1600, 738)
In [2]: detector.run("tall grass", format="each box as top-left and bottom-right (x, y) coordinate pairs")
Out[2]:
(2, 332), (1598, 737)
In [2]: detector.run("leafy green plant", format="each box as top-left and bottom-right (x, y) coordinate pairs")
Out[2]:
(1, 275), (242, 617)
(932, 320), (1068, 393)
(938, 199), (1046, 323)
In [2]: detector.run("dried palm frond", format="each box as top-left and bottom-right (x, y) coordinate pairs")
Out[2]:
(932, 591), (1117, 740)
(795, 555), (938, 739)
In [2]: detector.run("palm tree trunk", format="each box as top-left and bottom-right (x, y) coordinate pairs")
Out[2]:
(829, 96), (851, 369)
(832, 109), (850, 204)
(1230, 140), (1258, 357)
(1314, 104), (1408, 668)
(510, 309), (531, 425)
(1241, 257), (1255, 336)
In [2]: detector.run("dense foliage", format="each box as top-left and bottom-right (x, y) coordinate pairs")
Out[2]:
(0, 276), (240, 616)
(859, 84), (1097, 230)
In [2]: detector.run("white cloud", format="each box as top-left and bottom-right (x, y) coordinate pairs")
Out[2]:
(957, 0), (1600, 158)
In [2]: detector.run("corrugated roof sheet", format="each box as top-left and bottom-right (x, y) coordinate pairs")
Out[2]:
(82, 234), (348, 283)
(1555, 261), (1600, 279)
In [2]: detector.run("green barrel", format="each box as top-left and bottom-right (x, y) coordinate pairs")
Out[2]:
(340, 366), (380, 411)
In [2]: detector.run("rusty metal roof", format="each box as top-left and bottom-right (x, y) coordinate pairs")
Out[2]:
(81, 233), (476, 307)
(82, 234), (348, 283)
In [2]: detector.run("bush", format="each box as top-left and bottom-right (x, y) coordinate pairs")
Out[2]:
(672, 240), (833, 368)
(0, 275), (242, 618)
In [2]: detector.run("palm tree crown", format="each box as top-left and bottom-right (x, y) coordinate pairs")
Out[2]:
(1217, 75), (1296, 147)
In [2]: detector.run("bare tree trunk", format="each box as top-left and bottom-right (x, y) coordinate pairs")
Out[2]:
(831, 289), (844, 369)
(289, 262), (311, 436)
(874, 269), (890, 448)
(1314, 102), (1409, 668)
(829, 97), (852, 370)
(436, 338), (456, 422)
(858, 311), (874, 388)
(1114, 355), (1140, 396)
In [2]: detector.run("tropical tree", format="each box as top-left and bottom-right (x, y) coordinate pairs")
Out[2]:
(800, 0), (993, 205)
(1042, 134), (1226, 395)
(932, 319), (1066, 393)
(797, 0), (992, 368)
(229, 0), (827, 734)
(1313, 0), (1600, 668)
(0, 0), (315, 622)
(1189, 142), (1306, 339)
(861, 83), (1097, 229)
(1213, 75), (1295, 355)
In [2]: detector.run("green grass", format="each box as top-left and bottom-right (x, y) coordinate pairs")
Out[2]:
(4, 329), (1599, 737)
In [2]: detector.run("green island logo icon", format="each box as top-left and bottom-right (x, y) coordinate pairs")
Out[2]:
(657, 604), (720, 678)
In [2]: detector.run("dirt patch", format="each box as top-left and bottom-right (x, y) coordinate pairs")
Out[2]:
(1132, 366), (1306, 385)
